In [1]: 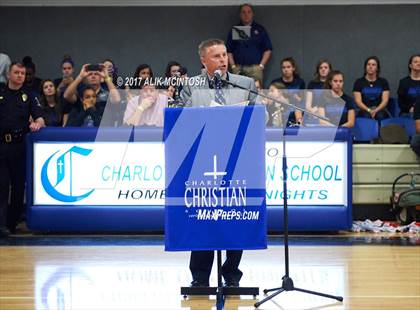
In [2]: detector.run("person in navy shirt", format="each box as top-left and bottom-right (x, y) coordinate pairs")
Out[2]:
(318, 70), (355, 128)
(39, 80), (63, 127)
(22, 56), (42, 100)
(353, 56), (390, 121)
(226, 3), (272, 84)
(306, 59), (332, 113)
(271, 57), (305, 125)
(66, 86), (102, 127)
(398, 54), (420, 115)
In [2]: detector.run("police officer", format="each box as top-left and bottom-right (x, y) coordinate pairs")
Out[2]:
(0, 62), (45, 237)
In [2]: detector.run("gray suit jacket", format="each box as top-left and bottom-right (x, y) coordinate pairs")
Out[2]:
(180, 72), (257, 107)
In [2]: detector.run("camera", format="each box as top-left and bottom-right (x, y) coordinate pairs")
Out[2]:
(86, 64), (103, 72)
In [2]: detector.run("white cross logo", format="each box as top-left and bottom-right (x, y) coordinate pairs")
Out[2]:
(203, 155), (227, 180)
(57, 159), (64, 174)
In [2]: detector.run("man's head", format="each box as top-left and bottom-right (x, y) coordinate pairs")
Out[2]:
(198, 39), (228, 76)
(85, 71), (101, 87)
(239, 4), (254, 25)
(7, 62), (26, 88)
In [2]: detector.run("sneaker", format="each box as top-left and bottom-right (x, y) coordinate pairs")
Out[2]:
(190, 280), (210, 287)
(224, 280), (240, 287)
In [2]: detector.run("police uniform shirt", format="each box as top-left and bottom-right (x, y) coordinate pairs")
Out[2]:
(397, 76), (420, 114)
(353, 77), (390, 108)
(0, 84), (44, 131)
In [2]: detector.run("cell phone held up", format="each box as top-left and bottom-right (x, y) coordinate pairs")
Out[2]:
(86, 64), (103, 72)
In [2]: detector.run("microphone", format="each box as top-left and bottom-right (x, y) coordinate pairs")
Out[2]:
(213, 69), (222, 83)
(214, 69), (222, 79)
(213, 69), (228, 86)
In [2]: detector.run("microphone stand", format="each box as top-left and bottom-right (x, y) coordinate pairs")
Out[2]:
(221, 78), (344, 308)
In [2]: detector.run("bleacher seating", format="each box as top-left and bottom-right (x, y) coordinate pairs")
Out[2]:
(353, 144), (419, 204)
(352, 117), (379, 142)
(381, 117), (416, 138)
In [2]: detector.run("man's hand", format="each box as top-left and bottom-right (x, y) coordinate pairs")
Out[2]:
(99, 63), (110, 80)
(29, 121), (43, 132)
(78, 64), (91, 80)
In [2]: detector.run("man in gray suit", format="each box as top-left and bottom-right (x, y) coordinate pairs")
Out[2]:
(180, 39), (256, 288)
(180, 38), (257, 108)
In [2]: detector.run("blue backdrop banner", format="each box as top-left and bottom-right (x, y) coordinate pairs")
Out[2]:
(164, 105), (267, 251)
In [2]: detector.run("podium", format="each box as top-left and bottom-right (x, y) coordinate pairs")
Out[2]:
(164, 105), (267, 306)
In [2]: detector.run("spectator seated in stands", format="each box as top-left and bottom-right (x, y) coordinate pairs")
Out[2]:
(130, 63), (153, 89)
(63, 63), (121, 126)
(165, 61), (181, 78)
(164, 61), (182, 105)
(305, 59), (332, 114)
(410, 96), (420, 157)
(262, 81), (289, 127)
(353, 56), (390, 121)
(271, 57), (305, 125)
(123, 81), (167, 127)
(226, 3), (272, 83)
(398, 54), (420, 117)
(40, 80), (64, 127)
(318, 70), (355, 128)
(66, 86), (102, 127)
(22, 56), (42, 98)
(125, 64), (154, 101)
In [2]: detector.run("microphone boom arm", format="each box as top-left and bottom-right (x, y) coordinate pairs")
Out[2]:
(221, 79), (335, 126)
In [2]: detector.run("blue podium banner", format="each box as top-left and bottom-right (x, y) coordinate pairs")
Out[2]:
(164, 105), (267, 251)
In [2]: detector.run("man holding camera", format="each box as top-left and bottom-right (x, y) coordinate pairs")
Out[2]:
(64, 63), (121, 126)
